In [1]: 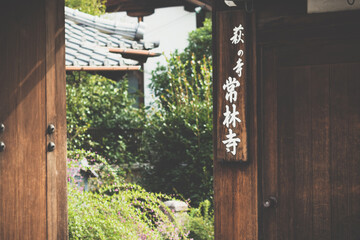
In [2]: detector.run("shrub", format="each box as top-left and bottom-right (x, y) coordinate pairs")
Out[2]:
(66, 73), (145, 165)
(67, 152), (192, 240)
(187, 200), (214, 240)
(143, 54), (213, 206)
(142, 19), (213, 206)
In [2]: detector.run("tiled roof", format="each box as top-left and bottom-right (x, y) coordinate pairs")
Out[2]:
(65, 7), (159, 71)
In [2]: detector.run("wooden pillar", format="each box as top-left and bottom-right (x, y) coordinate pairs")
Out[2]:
(213, 1), (258, 239)
(0, 1), (67, 239)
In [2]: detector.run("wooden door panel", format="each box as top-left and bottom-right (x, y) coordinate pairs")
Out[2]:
(261, 47), (278, 240)
(0, 1), (67, 239)
(0, 2), (47, 240)
(293, 66), (312, 240)
(330, 63), (360, 239)
(276, 66), (296, 240)
(261, 43), (360, 240)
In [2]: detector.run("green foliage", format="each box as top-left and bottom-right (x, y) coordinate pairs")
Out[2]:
(67, 152), (192, 240)
(185, 18), (212, 65)
(144, 53), (213, 205)
(187, 200), (214, 240)
(143, 19), (213, 206)
(65, 1), (214, 239)
(68, 185), (191, 240)
(150, 19), (212, 106)
(65, 0), (106, 16)
(66, 73), (145, 165)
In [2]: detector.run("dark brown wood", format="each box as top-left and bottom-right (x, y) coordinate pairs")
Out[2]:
(184, 0), (212, 11)
(212, 1), (360, 239)
(106, 0), (212, 14)
(215, 10), (248, 162)
(45, 0), (68, 239)
(127, 9), (155, 17)
(66, 66), (141, 71)
(310, 65), (331, 239)
(277, 67), (296, 240)
(0, 1), (67, 239)
(108, 48), (161, 57)
(257, 7), (360, 45)
(346, 63), (360, 239)
(260, 40), (360, 240)
(329, 63), (360, 240)
(0, 2), (47, 239)
(260, 47), (278, 240)
(292, 66), (313, 240)
(213, 7), (258, 239)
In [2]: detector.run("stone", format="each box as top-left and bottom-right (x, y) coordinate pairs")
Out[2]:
(164, 200), (189, 212)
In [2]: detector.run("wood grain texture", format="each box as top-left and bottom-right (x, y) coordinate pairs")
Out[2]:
(46, 0), (68, 239)
(215, 10), (248, 162)
(310, 65), (331, 239)
(260, 47), (278, 240)
(0, 1), (67, 239)
(0, 1), (47, 239)
(293, 67), (312, 240)
(277, 67), (295, 240)
(330, 63), (360, 240)
(106, 0), (212, 14)
(213, 8), (258, 239)
(256, 3), (360, 45)
(260, 41), (360, 240)
(346, 63), (360, 239)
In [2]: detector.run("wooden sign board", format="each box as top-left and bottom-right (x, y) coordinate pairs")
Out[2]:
(215, 10), (248, 162)
(308, 0), (360, 13)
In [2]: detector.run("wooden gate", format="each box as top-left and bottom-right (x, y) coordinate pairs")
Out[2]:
(0, 1), (67, 239)
(213, 0), (360, 239)
(260, 32), (360, 240)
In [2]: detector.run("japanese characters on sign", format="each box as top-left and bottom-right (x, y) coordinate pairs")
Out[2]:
(221, 24), (245, 157)
(215, 11), (248, 162)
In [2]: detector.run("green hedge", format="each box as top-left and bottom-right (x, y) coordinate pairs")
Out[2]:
(67, 150), (213, 240)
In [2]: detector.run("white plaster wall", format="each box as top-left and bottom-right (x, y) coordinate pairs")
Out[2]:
(143, 7), (196, 106)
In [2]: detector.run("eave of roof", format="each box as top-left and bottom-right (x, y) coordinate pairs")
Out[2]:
(106, 0), (212, 15)
(66, 66), (141, 71)
(65, 7), (145, 40)
(108, 48), (161, 57)
(65, 7), (160, 71)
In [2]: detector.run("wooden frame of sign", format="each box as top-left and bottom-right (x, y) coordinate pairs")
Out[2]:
(214, 10), (248, 162)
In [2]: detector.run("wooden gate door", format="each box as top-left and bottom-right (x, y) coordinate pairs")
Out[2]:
(0, 1), (67, 239)
(260, 39), (360, 240)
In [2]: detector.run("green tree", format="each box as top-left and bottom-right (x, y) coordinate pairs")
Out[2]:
(143, 19), (213, 206)
(65, 0), (106, 15)
(66, 73), (145, 165)
(150, 18), (212, 106)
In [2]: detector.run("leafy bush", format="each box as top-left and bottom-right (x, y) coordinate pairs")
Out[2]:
(67, 152), (192, 240)
(66, 73), (145, 165)
(187, 200), (214, 240)
(143, 20), (213, 206)
(68, 184), (192, 240)
(143, 54), (213, 205)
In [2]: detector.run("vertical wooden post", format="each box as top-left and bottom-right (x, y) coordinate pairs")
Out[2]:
(213, 1), (258, 239)
(46, 0), (68, 239)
